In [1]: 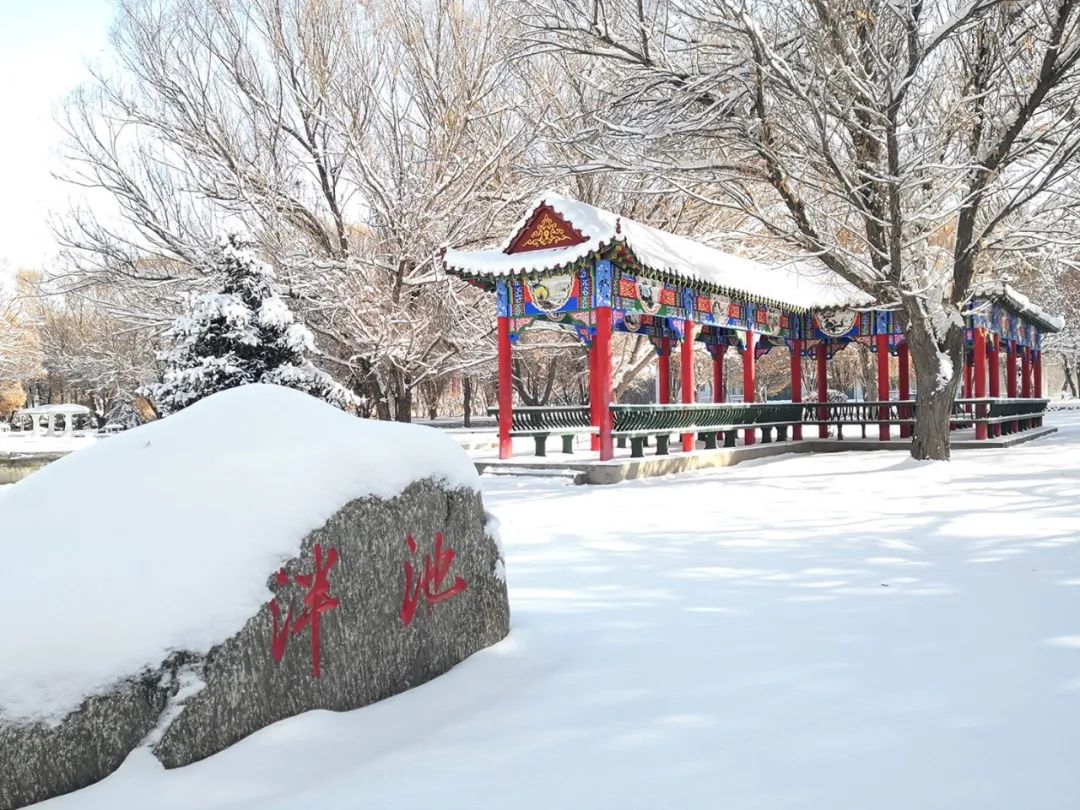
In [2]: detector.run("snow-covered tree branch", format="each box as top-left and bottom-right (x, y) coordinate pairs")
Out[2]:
(53, 0), (544, 420)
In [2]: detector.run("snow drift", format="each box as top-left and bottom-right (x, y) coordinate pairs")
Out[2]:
(0, 384), (480, 724)
(0, 384), (508, 810)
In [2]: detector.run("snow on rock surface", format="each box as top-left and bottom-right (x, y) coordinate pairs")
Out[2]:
(0, 384), (479, 725)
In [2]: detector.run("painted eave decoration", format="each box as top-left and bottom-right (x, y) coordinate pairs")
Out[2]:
(973, 280), (1065, 334)
(441, 192), (1065, 335)
(504, 203), (588, 254)
(441, 191), (871, 313)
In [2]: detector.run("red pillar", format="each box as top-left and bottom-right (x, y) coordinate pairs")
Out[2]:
(712, 345), (725, 403)
(497, 317), (513, 459)
(1020, 346), (1030, 431)
(816, 343), (828, 439)
(988, 335), (1001, 437)
(790, 339), (803, 440)
(658, 337), (672, 404)
(744, 331), (757, 445)
(1007, 341), (1019, 433)
(876, 334), (890, 441)
(1020, 346), (1033, 430)
(898, 342), (911, 439)
(595, 307), (614, 460)
(589, 341), (600, 451)
(961, 349), (973, 426)
(1034, 349), (1043, 427)
(1007, 341), (1018, 398)
(973, 328), (988, 440)
(681, 320), (696, 452)
(988, 335), (1001, 398)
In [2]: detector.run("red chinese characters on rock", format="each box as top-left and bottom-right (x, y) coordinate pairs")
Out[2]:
(401, 532), (468, 627)
(268, 543), (340, 678)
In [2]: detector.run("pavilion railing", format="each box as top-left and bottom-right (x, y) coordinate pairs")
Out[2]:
(805, 397), (1049, 439)
(489, 398), (1050, 456)
(802, 399), (910, 439)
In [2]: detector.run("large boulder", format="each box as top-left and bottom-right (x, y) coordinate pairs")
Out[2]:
(153, 478), (506, 767)
(0, 385), (508, 810)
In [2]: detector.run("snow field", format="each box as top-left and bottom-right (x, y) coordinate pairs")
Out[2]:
(0, 385), (478, 724)
(31, 410), (1080, 810)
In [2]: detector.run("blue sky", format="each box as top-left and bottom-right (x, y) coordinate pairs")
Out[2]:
(0, 0), (117, 271)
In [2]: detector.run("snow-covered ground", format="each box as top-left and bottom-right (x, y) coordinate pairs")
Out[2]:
(0, 433), (97, 454)
(36, 412), (1080, 809)
(0, 385), (478, 725)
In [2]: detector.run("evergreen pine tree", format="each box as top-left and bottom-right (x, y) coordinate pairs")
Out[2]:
(145, 233), (357, 415)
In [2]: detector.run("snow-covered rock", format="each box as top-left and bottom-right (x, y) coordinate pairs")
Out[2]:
(0, 384), (508, 810)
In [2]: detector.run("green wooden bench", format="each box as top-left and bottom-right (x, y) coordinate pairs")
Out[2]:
(984, 399), (1049, 433)
(487, 406), (597, 456)
(610, 403), (804, 458)
(949, 398), (1049, 433)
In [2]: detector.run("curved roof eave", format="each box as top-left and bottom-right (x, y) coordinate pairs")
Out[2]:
(442, 192), (871, 313)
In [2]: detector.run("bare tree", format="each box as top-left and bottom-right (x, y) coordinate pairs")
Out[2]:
(523, 0), (1080, 459)
(0, 272), (45, 385)
(54, 0), (542, 420)
(1042, 264), (1080, 396)
(25, 286), (158, 422)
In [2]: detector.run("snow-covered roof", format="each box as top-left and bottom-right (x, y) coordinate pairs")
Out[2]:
(442, 192), (868, 312)
(0, 384), (480, 724)
(973, 281), (1064, 333)
(17, 404), (90, 416)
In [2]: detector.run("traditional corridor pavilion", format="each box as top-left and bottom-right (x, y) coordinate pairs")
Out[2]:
(443, 193), (1063, 461)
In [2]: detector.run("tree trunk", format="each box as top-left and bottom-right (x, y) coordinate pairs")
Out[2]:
(383, 368), (412, 422)
(1063, 356), (1078, 398)
(351, 360), (388, 420)
(903, 309), (963, 461)
(365, 379), (389, 420)
(860, 345), (873, 400)
(462, 376), (473, 427)
(393, 383), (412, 422)
(393, 390), (412, 421)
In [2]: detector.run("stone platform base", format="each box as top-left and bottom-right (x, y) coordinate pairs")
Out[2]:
(474, 426), (1057, 486)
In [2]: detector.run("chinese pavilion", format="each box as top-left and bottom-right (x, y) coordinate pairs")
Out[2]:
(442, 193), (1063, 460)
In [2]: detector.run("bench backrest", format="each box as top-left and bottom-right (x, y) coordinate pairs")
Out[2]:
(487, 405), (592, 431)
(611, 402), (802, 432)
(986, 398), (1049, 418)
